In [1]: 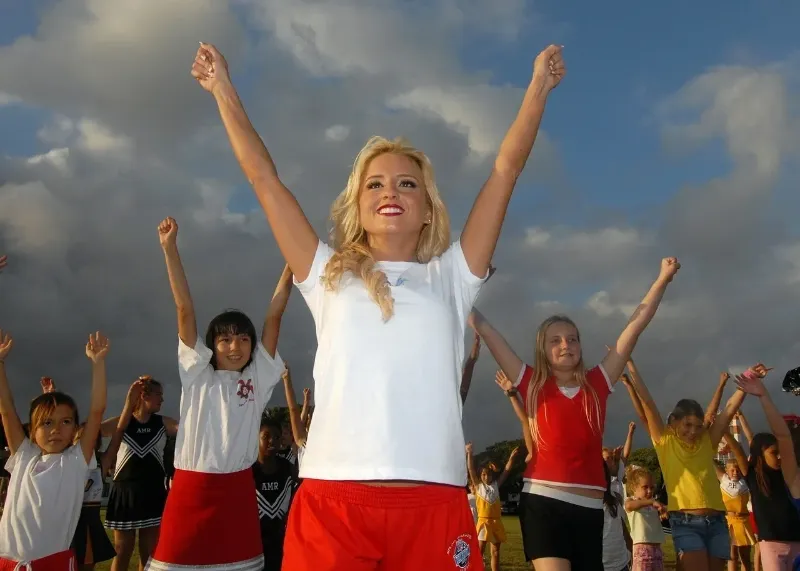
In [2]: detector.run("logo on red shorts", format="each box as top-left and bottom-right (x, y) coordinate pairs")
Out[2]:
(447, 534), (472, 569)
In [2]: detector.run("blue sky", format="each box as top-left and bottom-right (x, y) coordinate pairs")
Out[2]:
(0, 1), (798, 451)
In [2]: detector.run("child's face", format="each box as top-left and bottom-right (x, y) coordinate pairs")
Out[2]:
(259, 426), (280, 458)
(480, 468), (493, 485)
(214, 333), (253, 371)
(603, 449), (619, 474)
(675, 414), (704, 445)
(725, 461), (741, 481)
(544, 322), (581, 372)
(762, 444), (781, 470)
(633, 475), (654, 500)
(281, 423), (293, 447)
(33, 404), (77, 455)
(141, 387), (164, 413)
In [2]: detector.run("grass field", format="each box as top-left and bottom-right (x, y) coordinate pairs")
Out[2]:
(94, 514), (679, 570)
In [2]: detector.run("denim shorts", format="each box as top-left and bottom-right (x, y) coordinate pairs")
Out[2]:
(668, 511), (730, 560)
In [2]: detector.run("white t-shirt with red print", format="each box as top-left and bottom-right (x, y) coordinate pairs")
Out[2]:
(174, 338), (284, 473)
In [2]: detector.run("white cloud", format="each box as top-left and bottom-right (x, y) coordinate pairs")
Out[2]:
(324, 125), (350, 142)
(26, 148), (70, 173)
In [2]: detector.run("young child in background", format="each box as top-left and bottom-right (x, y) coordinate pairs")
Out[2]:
(0, 330), (108, 570)
(602, 462), (631, 571)
(624, 465), (666, 571)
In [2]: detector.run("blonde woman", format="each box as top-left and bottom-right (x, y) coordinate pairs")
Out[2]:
(190, 40), (565, 571)
(471, 257), (680, 570)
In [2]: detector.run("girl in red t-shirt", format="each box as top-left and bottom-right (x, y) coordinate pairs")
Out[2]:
(472, 257), (680, 570)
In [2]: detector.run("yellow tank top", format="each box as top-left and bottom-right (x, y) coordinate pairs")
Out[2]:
(720, 475), (750, 515)
(654, 429), (726, 511)
(475, 482), (502, 519)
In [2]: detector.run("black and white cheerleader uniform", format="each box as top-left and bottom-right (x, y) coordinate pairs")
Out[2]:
(72, 452), (116, 564)
(253, 457), (297, 571)
(105, 414), (167, 530)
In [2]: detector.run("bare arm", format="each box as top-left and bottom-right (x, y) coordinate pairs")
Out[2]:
(704, 372), (730, 428)
(81, 333), (109, 464)
(159, 218), (198, 348)
(470, 309), (524, 382)
(299, 389), (312, 426)
(626, 357), (666, 442)
(736, 411), (754, 446)
(191, 45), (318, 281)
(100, 383), (140, 475)
(460, 47), (564, 276)
(496, 447), (520, 487)
(724, 430), (749, 478)
(99, 416), (121, 438)
(624, 497), (657, 511)
(622, 421), (636, 464)
(496, 370), (534, 461)
(460, 333), (481, 404)
(262, 264), (292, 357)
(163, 417), (179, 438)
(602, 259), (680, 382)
(0, 332), (24, 454)
(282, 367), (307, 447)
(708, 389), (747, 448)
(620, 374), (649, 434)
(465, 444), (480, 490)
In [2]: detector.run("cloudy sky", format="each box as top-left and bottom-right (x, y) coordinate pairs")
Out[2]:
(0, 1), (798, 453)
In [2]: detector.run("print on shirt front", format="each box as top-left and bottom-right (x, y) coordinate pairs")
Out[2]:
(253, 458), (295, 541)
(114, 415), (167, 481)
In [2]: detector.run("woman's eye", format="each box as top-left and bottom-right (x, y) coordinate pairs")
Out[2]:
(367, 181), (381, 190)
(399, 180), (417, 188)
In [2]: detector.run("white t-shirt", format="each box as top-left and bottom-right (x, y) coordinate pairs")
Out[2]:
(602, 502), (631, 571)
(0, 439), (90, 561)
(296, 241), (485, 484)
(467, 493), (478, 525)
(174, 338), (284, 473)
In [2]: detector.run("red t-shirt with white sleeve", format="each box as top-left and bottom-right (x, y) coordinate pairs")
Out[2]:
(515, 364), (613, 491)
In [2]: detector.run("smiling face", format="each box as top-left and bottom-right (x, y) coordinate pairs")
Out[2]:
(213, 332), (253, 372)
(544, 321), (581, 372)
(358, 152), (430, 248)
(675, 414), (704, 445)
(259, 424), (281, 459)
(32, 403), (78, 455)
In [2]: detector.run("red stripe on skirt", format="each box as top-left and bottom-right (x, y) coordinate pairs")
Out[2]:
(0, 549), (75, 571)
(151, 468), (262, 566)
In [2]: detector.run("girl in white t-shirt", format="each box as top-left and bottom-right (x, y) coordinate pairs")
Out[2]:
(0, 330), (109, 571)
(602, 462), (632, 571)
(146, 218), (285, 571)
(190, 38), (565, 570)
(624, 465), (667, 571)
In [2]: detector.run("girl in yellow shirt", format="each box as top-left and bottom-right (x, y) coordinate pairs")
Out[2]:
(626, 360), (770, 571)
(466, 443), (519, 571)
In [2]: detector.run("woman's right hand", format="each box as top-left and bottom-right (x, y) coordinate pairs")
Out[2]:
(126, 379), (145, 407)
(191, 42), (231, 95)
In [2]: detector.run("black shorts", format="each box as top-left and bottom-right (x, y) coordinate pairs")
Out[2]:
(72, 505), (116, 564)
(105, 479), (167, 531)
(519, 491), (604, 569)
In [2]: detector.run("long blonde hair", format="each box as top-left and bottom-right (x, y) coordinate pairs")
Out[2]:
(321, 136), (450, 320)
(525, 315), (603, 450)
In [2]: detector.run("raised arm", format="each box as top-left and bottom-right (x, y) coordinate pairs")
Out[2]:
(465, 442), (480, 490)
(724, 429), (749, 478)
(704, 372), (730, 428)
(263, 263), (292, 357)
(158, 217), (198, 348)
(81, 333), (109, 464)
(0, 331), (24, 454)
(602, 258), (680, 382)
(620, 373), (649, 434)
(626, 356), (666, 442)
(300, 388), (312, 426)
(191, 44), (318, 280)
(100, 380), (143, 475)
(459, 46), (564, 276)
(469, 309), (524, 382)
(496, 447), (520, 487)
(460, 332), (481, 404)
(0, 255), (7, 273)
(735, 371), (799, 497)
(735, 410), (754, 446)
(622, 421), (636, 464)
(495, 370), (534, 462)
(281, 365), (307, 447)
(708, 365), (768, 447)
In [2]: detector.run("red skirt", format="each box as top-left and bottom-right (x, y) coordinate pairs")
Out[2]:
(0, 549), (75, 571)
(145, 468), (263, 571)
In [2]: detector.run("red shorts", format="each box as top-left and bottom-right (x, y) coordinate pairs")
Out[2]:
(146, 468), (263, 571)
(0, 549), (75, 571)
(283, 479), (484, 571)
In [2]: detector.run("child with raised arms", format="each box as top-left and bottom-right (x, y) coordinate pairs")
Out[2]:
(145, 217), (285, 571)
(0, 330), (108, 571)
(472, 257), (680, 570)
(191, 37), (565, 571)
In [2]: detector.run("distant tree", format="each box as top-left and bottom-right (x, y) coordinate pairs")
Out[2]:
(627, 446), (662, 488)
(264, 406), (290, 426)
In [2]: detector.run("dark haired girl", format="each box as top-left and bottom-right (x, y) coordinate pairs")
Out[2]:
(146, 217), (286, 571)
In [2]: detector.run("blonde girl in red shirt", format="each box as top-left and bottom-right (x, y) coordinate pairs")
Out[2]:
(473, 257), (680, 570)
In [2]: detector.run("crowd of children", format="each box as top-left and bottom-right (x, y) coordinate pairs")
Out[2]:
(0, 38), (798, 571)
